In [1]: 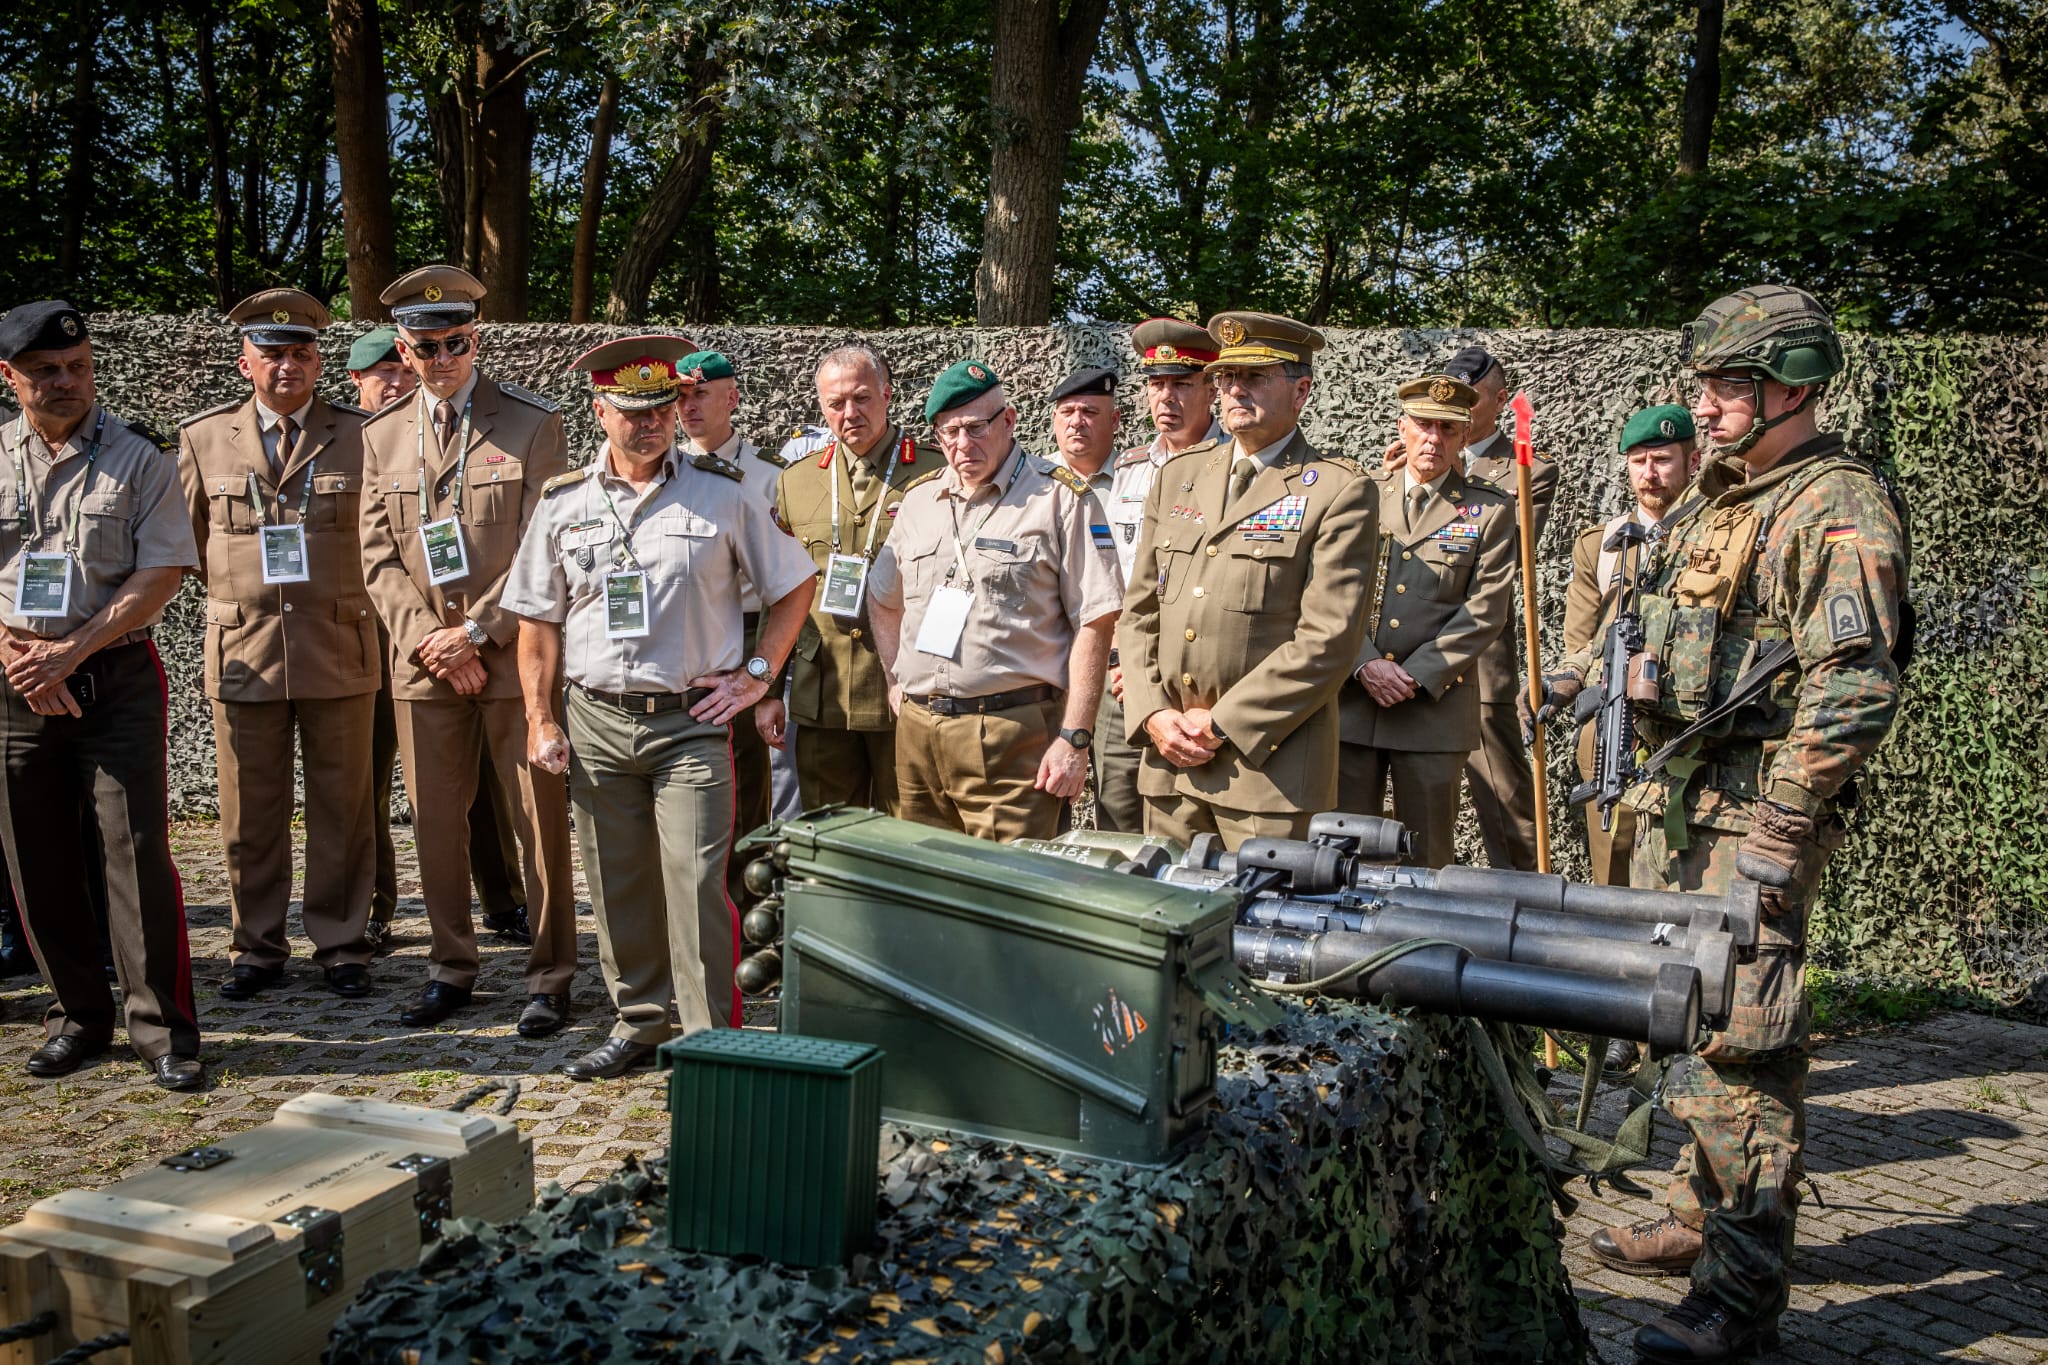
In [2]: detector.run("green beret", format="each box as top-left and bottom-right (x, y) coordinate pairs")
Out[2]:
(347, 325), (401, 371)
(1618, 404), (1696, 453)
(677, 350), (736, 383)
(925, 359), (1002, 422)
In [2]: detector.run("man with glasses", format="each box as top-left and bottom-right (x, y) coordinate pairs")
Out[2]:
(506, 336), (815, 1079)
(868, 361), (1122, 842)
(1118, 312), (1374, 850)
(358, 265), (576, 1036)
(177, 289), (380, 1002)
(0, 300), (204, 1089)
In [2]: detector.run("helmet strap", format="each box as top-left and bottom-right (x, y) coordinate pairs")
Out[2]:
(1716, 377), (1823, 458)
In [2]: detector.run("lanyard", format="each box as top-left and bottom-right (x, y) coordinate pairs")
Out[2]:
(415, 392), (475, 515)
(597, 458), (669, 571)
(245, 445), (318, 527)
(12, 411), (106, 552)
(827, 432), (910, 558)
(944, 446), (1016, 587)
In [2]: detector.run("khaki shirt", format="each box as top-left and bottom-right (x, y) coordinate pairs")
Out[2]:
(774, 425), (937, 729)
(1563, 510), (1647, 660)
(1107, 421), (1222, 583)
(502, 448), (815, 694)
(359, 375), (568, 702)
(1050, 450), (1120, 589)
(870, 443), (1121, 698)
(685, 430), (787, 614)
(1465, 429), (1559, 703)
(179, 394), (381, 701)
(0, 405), (196, 635)
(1339, 465), (1518, 753)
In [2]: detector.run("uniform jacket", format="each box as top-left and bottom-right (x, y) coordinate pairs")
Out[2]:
(179, 394), (380, 701)
(774, 427), (937, 730)
(1340, 465), (1517, 753)
(1118, 428), (1374, 814)
(1562, 512), (1636, 659)
(358, 377), (568, 702)
(1465, 432), (1558, 703)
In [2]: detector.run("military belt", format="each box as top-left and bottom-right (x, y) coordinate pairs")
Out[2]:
(905, 684), (1059, 716)
(575, 683), (716, 715)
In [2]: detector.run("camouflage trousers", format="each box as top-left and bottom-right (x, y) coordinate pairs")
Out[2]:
(1631, 810), (1840, 1322)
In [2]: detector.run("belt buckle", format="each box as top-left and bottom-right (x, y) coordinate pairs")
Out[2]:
(643, 695), (656, 715)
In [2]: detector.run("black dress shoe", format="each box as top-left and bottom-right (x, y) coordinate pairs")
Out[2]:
(218, 963), (287, 999)
(0, 941), (36, 977)
(362, 920), (395, 954)
(325, 963), (374, 998)
(561, 1038), (658, 1081)
(482, 906), (533, 945)
(26, 1034), (109, 1078)
(399, 981), (473, 1027)
(516, 993), (570, 1038)
(150, 1054), (206, 1091)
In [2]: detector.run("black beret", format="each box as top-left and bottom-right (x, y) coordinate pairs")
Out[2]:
(1442, 345), (1499, 387)
(0, 301), (88, 361)
(1050, 365), (1118, 403)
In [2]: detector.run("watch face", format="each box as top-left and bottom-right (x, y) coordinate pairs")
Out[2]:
(746, 657), (770, 679)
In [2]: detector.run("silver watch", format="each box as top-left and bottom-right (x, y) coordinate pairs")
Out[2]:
(463, 618), (488, 647)
(745, 656), (772, 681)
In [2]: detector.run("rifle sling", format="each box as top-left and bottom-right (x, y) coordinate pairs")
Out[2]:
(1637, 637), (1799, 778)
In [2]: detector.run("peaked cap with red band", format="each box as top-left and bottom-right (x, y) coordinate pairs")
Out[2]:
(569, 333), (696, 410)
(1130, 316), (1217, 375)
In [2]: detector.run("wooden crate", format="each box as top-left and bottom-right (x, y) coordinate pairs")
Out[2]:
(0, 1093), (533, 1365)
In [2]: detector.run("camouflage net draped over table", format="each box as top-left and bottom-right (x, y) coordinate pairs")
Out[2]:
(328, 1002), (1586, 1364)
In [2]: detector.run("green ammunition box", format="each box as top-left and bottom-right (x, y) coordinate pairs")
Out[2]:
(757, 809), (1278, 1166)
(661, 1029), (883, 1267)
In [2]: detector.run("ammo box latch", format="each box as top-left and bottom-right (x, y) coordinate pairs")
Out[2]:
(158, 1145), (235, 1172)
(279, 1205), (344, 1302)
(1186, 945), (1283, 1032)
(390, 1152), (454, 1241)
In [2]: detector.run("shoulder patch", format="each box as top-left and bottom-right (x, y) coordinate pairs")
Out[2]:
(177, 399), (241, 429)
(1048, 464), (1092, 497)
(689, 451), (745, 483)
(1825, 591), (1870, 646)
(498, 382), (559, 414)
(542, 466), (594, 495)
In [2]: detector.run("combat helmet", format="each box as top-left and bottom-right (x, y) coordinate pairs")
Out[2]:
(1681, 284), (1842, 454)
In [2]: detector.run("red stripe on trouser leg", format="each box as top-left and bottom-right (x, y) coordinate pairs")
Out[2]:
(723, 729), (741, 1027)
(148, 642), (195, 1027)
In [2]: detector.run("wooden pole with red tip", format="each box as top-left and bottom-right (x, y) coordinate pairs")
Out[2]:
(1509, 391), (1559, 1070)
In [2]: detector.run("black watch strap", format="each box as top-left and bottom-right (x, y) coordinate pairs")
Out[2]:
(1060, 727), (1093, 751)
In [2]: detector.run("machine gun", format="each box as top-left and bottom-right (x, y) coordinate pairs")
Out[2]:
(1566, 519), (1656, 829)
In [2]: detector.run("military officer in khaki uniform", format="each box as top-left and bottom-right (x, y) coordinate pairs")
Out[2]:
(178, 290), (380, 999)
(1119, 312), (1374, 850)
(0, 300), (204, 1090)
(1047, 366), (1127, 829)
(761, 345), (936, 813)
(1340, 375), (1518, 868)
(358, 265), (575, 1035)
(869, 360), (1123, 843)
(507, 336), (816, 1079)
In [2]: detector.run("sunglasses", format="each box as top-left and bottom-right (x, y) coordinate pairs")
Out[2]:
(403, 334), (475, 360)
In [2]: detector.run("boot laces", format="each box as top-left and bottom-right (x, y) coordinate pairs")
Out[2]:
(1666, 1294), (1728, 1334)
(1630, 1212), (1682, 1242)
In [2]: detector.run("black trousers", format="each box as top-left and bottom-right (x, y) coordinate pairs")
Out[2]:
(0, 641), (200, 1060)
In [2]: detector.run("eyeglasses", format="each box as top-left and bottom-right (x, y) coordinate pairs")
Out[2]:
(934, 414), (1001, 445)
(402, 334), (475, 361)
(1693, 373), (1756, 403)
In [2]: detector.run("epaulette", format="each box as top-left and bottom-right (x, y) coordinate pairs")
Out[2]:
(126, 418), (174, 452)
(1047, 463), (1092, 497)
(689, 450), (745, 482)
(1313, 453), (1364, 477)
(330, 401), (370, 418)
(1160, 437), (1220, 470)
(1464, 474), (1514, 500)
(751, 443), (792, 470)
(177, 400), (241, 429)
(901, 467), (944, 494)
(1533, 447), (1556, 463)
(542, 466), (594, 495)
(1116, 443), (1152, 468)
(498, 382), (559, 413)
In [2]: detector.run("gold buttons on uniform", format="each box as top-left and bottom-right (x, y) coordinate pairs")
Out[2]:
(1181, 672), (1193, 686)
(1192, 586), (1205, 598)
(1388, 617), (1400, 629)
(851, 628), (863, 640)
(1395, 584), (1406, 594)
(1253, 546), (1265, 558)
(1401, 550), (1412, 561)
(1185, 629), (1197, 641)
(1383, 652), (1397, 661)
(1206, 545), (1218, 557)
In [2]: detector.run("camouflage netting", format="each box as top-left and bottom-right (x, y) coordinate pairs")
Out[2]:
(327, 1001), (1585, 1364)
(67, 317), (2048, 1001)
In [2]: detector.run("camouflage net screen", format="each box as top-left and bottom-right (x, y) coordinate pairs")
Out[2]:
(327, 1002), (1585, 1364)
(73, 318), (2047, 1002)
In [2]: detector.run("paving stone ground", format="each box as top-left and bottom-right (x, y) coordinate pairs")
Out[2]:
(2, 822), (2043, 1362)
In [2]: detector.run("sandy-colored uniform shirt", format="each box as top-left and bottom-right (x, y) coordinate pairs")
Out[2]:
(502, 448), (815, 694)
(1106, 420), (1222, 584)
(0, 405), (197, 635)
(684, 430), (787, 614)
(1051, 450), (1120, 590)
(870, 443), (1122, 698)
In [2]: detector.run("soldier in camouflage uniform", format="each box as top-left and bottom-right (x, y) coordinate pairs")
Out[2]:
(1537, 286), (1909, 1362)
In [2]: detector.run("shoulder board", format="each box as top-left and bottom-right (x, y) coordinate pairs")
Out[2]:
(901, 468), (944, 494)
(1533, 447), (1556, 464)
(750, 442), (792, 470)
(498, 382), (559, 414)
(330, 401), (370, 418)
(1047, 463), (1091, 497)
(1313, 453), (1363, 476)
(1159, 438), (1219, 471)
(1116, 444), (1152, 467)
(125, 418), (174, 451)
(1469, 479), (1515, 502)
(177, 399), (242, 429)
(689, 451), (745, 482)
(542, 466), (594, 495)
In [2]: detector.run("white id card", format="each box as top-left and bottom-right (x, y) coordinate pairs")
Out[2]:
(913, 584), (974, 659)
(821, 553), (869, 618)
(259, 524), (311, 584)
(14, 552), (72, 618)
(418, 516), (470, 585)
(604, 569), (651, 638)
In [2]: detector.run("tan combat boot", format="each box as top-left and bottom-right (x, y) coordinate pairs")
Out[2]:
(1632, 1290), (1780, 1362)
(1589, 1210), (1703, 1276)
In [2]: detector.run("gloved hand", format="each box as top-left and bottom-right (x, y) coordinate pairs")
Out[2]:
(1735, 799), (1820, 937)
(1517, 670), (1585, 746)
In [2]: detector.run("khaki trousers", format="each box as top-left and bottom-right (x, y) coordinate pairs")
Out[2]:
(896, 697), (1062, 842)
(796, 723), (899, 814)
(212, 694), (375, 970)
(1464, 700), (1540, 871)
(1091, 686), (1144, 834)
(565, 686), (737, 1041)
(391, 695), (575, 992)
(1141, 793), (1312, 852)
(1337, 742), (1467, 868)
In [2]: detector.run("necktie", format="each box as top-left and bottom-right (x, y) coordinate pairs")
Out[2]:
(275, 417), (298, 476)
(1228, 456), (1257, 508)
(851, 457), (876, 503)
(435, 400), (456, 452)
(1406, 484), (1429, 533)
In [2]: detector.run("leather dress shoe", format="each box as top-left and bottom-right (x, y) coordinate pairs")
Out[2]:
(325, 963), (374, 998)
(399, 981), (473, 1027)
(26, 1034), (109, 1078)
(151, 1054), (206, 1091)
(219, 963), (287, 999)
(1604, 1037), (1641, 1077)
(482, 906), (532, 945)
(561, 1038), (658, 1081)
(517, 993), (570, 1038)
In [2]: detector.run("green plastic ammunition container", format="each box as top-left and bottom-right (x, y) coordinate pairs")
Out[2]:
(756, 808), (1279, 1166)
(661, 1029), (884, 1266)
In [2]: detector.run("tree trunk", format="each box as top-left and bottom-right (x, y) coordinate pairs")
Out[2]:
(425, 91), (467, 264)
(605, 58), (724, 324)
(474, 26), (531, 321)
(570, 73), (621, 323)
(196, 15), (237, 308)
(330, 0), (398, 319)
(57, 0), (99, 291)
(975, 0), (1113, 325)
(1677, 0), (1724, 177)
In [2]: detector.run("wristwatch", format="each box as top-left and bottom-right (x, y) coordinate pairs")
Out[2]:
(1060, 727), (1093, 751)
(745, 656), (773, 681)
(462, 618), (488, 648)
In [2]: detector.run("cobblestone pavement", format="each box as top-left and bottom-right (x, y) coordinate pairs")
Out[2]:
(2, 824), (2044, 1362)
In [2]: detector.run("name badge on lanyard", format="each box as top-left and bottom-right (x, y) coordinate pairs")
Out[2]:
(914, 584), (973, 659)
(821, 553), (868, 618)
(10, 410), (102, 619)
(14, 552), (72, 617)
(605, 569), (650, 638)
(260, 524), (310, 583)
(419, 517), (469, 584)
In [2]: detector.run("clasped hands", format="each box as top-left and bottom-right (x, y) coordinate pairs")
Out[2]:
(1144, 706), (1223, 768)
(416, 623), (487, 694)
(0, 628), (82, 717)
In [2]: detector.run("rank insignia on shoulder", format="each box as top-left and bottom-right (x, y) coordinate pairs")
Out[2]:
(1826, 592), (1869, 645)
(498, 382), (560, 413)
(542, 467), (593, 494)
(126, 419), (174, 451)
(753, 443), (791, 469)
(1049, 464), (1091, 497)
(689, 451), (745, 482)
